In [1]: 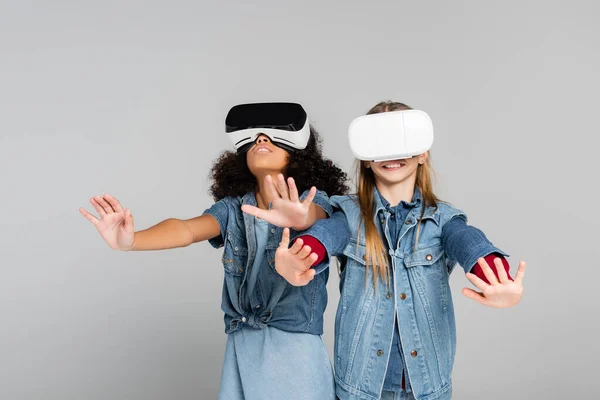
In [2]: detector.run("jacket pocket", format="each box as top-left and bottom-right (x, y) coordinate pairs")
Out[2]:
(404, 243), (444, 268)
(221, 230), (248, 276)
(404, 243), (451, 311)
(342, 241), (370, 267)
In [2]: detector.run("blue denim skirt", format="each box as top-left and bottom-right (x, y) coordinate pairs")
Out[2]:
(218, 326), (335, 400)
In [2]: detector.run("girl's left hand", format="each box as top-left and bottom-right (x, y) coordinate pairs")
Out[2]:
(241, 174), (317, 230)
(462, 257), (526, 308)
(274, 228), (317, 286)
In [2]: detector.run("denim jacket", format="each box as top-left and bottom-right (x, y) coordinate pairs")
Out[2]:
(305, 190), (507, 400)
(202, 190), (335, 335)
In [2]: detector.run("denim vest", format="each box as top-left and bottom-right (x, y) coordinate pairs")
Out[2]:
(203, 190), (333, 335)
(308, 192), (506, 400)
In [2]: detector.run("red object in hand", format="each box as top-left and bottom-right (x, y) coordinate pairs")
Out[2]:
(471, 253), (513, 283)
(295, 235), (327, 266)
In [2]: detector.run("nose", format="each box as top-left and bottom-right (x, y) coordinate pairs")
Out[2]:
(256, 135), (271, 144)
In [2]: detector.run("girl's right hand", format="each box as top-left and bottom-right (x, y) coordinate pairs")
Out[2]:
(241, 174), (317, 230)
(79, 194), (135, 250)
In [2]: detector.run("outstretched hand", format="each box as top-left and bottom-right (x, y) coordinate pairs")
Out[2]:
(241, 174), (317, 230)
(79, 194), (135, 250)
(463, 257), (526, 308)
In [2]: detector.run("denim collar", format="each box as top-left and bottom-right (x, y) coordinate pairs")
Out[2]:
(241, 192), (258, 207)
(373, 187), (440, 225)
(376, 187), (420, 213)
(242, 191), (280, 211)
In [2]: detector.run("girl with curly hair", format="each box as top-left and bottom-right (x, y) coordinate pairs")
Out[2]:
(79, 104), (349, 400)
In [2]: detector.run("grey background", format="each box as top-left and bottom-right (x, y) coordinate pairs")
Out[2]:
(1, 1), (598, 399)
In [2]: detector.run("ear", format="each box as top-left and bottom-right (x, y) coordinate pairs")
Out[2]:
(363, 161), (372, 169)
(418, 151), (429, 165)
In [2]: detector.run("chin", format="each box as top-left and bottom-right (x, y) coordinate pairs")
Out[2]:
(249, 163), (283, 175)
(378, 173), (413, 185)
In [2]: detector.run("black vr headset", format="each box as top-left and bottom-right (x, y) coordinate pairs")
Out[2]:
(225, 102), (311, 153)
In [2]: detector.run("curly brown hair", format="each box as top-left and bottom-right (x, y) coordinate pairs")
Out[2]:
(209, 126), (349, 201)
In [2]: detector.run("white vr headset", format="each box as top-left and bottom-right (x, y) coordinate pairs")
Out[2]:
(225, 102), (311, 153)
(348, 110), (434, 162)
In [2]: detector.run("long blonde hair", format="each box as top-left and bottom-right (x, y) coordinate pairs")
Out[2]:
(357, 101), (441, 287)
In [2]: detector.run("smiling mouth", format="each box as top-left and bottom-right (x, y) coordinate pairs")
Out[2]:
(381, 162), (406, 170)
(253, 145), (272, 154)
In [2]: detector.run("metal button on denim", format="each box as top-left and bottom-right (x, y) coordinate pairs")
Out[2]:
(386, 293), (392, 299)
(400, 293), (406, 300)
(411, 350), (418, 357)
(405, 220), (411, 225)
(377, 350), (384, 356)
(241, 317), (247, 323)
(426, 254), (433, 261)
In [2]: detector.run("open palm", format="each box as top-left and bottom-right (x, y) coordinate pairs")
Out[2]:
(79, 194), (135, 250)
(463, 257), (526, 308)
(241, 174), (316, 230)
